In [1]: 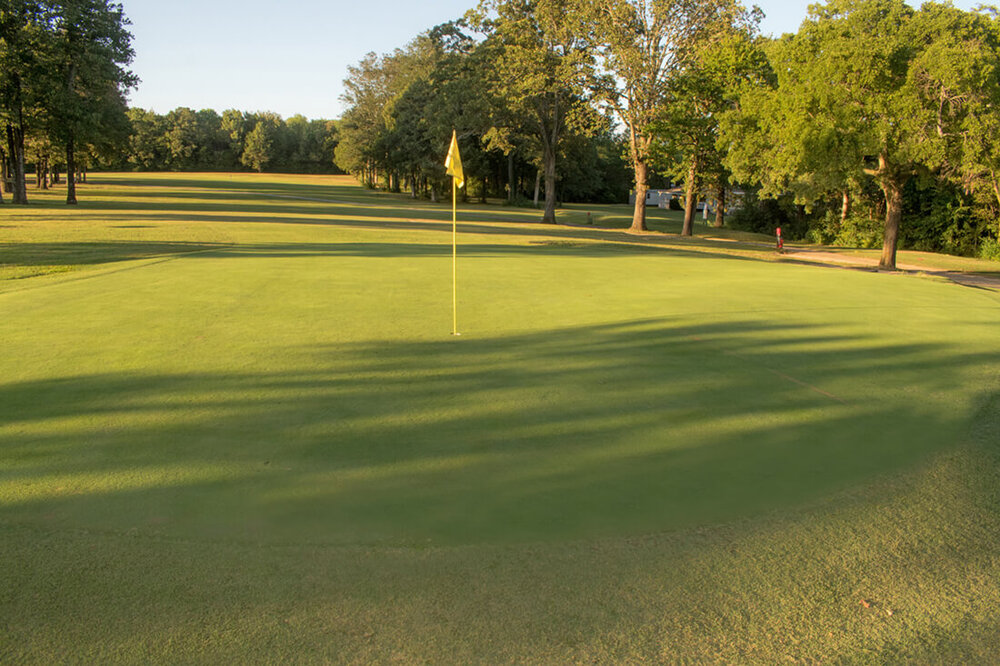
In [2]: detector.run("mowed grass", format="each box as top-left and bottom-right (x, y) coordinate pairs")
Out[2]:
(2, 173), (1000, 662)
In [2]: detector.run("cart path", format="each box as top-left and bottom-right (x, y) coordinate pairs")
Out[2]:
(781, 248), (1000, 290)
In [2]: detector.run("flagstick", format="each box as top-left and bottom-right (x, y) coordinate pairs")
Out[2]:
(452, 176), (459, 336)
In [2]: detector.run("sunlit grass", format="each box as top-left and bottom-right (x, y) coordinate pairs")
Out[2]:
(1, 173), (999, 661)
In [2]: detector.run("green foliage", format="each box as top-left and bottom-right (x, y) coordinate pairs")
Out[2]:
(240, 112), (281, 173)
(900, 181), (980, 256)
(721, 0), (1000, 268)
(334, 16), (625, 204)
(473, 0), (596, 221)
(648, 8), (767, 229)
(979, 237), (1000, 262)
(806, 212), (885, 249)
(727, 191), (805, 239)
(108, 107), (340, 173)
(1, 0), (135, 203)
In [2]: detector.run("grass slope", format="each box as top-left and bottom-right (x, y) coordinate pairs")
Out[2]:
(2, 173), (999, 662)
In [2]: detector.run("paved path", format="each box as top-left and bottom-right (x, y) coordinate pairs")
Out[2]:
(782, 247), (1000, 290)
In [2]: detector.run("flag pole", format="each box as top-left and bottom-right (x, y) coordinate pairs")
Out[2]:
(445, 130), (463, 337)
(452, 176), (458, 336)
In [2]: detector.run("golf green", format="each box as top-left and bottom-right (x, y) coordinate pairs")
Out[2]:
(2, 173), (999, 661)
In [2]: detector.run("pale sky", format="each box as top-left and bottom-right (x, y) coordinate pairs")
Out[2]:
(121, 0), (980, 120)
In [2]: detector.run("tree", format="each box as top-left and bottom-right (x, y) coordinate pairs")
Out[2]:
(472, 0), (594, 223)
(335, 23), (490, 198)
(336, 41), (437, 187)
(590, 0), (753, 232)
(163, 107), (198, 169)
(193, 108), (233, 170)
(0, 0), (45, 204)
(241, 112), (282, 172)
(722, 0), (1000, 269)
(44, 0), (136, 204)
(651, 19), (765, 234)
(125, 107), (166, 169)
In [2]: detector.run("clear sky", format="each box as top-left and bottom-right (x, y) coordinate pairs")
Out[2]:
(121, 0), (980, 120)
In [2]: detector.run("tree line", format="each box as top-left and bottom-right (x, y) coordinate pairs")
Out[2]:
(334, 20), (631, 211)
(1, 1), (341, 205)
(5, 0), (1000, 267)
(338, 0), (1000, 267)
(114, 108), (340, 174)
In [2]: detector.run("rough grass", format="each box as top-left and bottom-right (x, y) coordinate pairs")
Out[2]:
(1, 173), (999, 662)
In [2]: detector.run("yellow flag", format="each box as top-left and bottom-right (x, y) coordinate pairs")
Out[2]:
(445, 130), (465, 189)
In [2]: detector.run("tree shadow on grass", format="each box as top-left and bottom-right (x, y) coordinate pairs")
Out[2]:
(2, 318), (1000, 662)
(1, 317), (995, 547)
(0, 235), (755, 271)
(0, 241), (230, 268)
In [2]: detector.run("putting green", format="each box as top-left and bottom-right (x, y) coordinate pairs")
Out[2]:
(2, 174), (999, 661)
(2, 174), (997, 548)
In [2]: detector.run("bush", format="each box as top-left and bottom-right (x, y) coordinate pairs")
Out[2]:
(979, 237), (1000, 262)
(836, 215), (884, 249)
(805, 211), (883, 248)
(728, 193), (807, 239)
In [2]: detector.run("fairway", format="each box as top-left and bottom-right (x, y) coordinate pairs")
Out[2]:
(3, 174), (1000, 662)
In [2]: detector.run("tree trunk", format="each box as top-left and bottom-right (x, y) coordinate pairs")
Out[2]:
(879, 177), (903, 270)
(630, 159), (649, 233)
(507, 152), (515, 203)
(481, 176), (487, 204)
(0, 145), (8, 195)
(681, 159), (698, 236)
(542, 143), (557, 224)
(7, 123), (28, 204)
(714, 185), (725, 228)
(841, 190), (851, 224)
(66, 135), (78, 205)
(533, 168), (541, 207)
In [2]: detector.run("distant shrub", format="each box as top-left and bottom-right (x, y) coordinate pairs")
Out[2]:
(728, 194), (807, 239)
(805, 212), (883, 248)
(979, 237), (1000, 262)
(835, 215), (884, 249)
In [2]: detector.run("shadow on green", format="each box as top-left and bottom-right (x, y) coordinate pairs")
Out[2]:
(2, 317), (991, 546)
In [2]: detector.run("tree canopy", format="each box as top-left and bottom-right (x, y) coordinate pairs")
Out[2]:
(1, 0), (134, 204)
(721, 0), (1000, 268)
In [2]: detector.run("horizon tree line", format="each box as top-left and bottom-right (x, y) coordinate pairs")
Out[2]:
(5, 0), (1000, 266)
(336, 0), (1000, 267)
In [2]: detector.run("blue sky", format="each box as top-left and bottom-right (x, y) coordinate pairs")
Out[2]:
(121, 0), (980, 120)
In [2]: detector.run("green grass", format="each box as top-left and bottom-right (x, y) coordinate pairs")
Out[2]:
(2, 173), (1000, 662)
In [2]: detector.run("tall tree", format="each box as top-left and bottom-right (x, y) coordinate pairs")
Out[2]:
(651, 16), (765, 235)
(125, 107), (167, 169)
(472, 0), (594, 223)
(0, 0), (44, 204)
(44, 0), (135, 204)
(164, 107), (198, 169)
(590, 0), (750, 232)
(241, 112), (283, 173)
